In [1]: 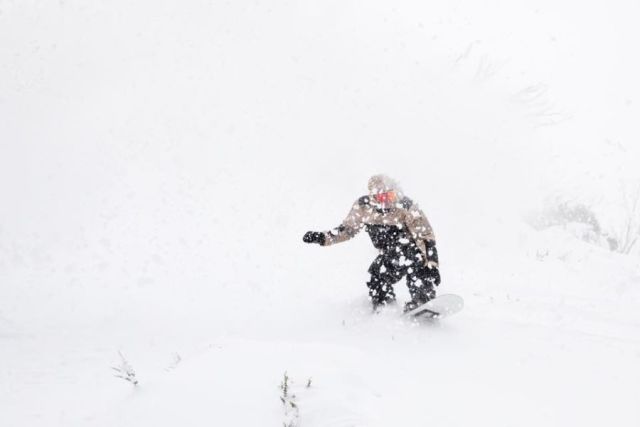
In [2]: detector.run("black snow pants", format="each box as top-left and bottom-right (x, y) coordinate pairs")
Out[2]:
(365, 224), (440, 305)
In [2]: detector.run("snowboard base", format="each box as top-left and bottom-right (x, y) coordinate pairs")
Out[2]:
(405, 294), (464, 319)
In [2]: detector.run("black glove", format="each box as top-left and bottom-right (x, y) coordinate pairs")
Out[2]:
(428, 268), (441, 286)
(303, 231), (325, 245)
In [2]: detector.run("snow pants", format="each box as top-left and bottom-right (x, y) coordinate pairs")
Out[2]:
(366, 241), (439, 305)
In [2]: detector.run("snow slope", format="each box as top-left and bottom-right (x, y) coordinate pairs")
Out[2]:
(1, 1), (639, 426)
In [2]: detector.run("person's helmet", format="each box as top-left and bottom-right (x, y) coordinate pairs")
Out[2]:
(368, 174), (400, 205)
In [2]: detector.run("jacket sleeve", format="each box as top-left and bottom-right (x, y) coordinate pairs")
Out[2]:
(404, 202), (437, 265)
(321, 199), (367, 246)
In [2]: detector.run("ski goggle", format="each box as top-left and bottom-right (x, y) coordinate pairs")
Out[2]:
(373, 191), (397, 204)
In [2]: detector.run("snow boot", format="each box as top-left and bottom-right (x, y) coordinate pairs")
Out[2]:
(371, 294), (396, 311)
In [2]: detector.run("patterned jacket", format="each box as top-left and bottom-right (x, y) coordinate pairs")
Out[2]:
(321, 195), (436, 266)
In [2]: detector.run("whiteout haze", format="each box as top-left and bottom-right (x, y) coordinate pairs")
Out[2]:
(1, 1), (639, 426)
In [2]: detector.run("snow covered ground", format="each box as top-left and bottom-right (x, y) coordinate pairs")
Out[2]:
(2, 1), (640, 426)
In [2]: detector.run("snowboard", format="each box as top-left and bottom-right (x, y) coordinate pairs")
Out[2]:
(405, 294), (464, 319)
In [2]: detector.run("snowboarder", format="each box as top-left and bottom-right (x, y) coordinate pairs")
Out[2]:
(303, 175), (441, 312)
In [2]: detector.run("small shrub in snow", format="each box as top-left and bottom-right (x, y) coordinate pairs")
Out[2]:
(535, 249), (549, 261)
(280, 371), (299, 427)
(166, 352), (182, 371)
(531, 198), (603, 244)
(530, 197), (616, 253)
(605, 184), (640, 254)
(532, 191), (640, 255)
(112, 351), (138, 386)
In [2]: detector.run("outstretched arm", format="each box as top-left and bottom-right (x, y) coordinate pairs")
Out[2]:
(303, 199), (367, 246)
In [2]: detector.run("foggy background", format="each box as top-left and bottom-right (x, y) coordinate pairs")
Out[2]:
(1, 1), (639, 425)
